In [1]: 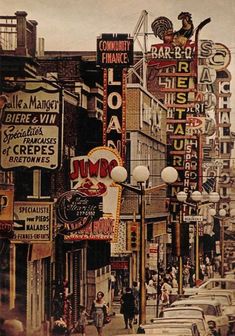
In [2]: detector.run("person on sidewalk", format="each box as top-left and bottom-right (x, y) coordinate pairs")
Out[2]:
(90, 291), (108, 336)
(76, 305), (89, 336)
(132, 281), (139, 324)
(120, 287), (135, 329)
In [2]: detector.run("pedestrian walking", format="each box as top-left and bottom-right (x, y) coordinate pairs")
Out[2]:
(110, 271), (116, 302)
(120, 287), (135, 329)
(64, 293), (73, 332)
(132, 281), (139, 324)
(147, 279), (157, 300)
(75, 305), (89, 336)
(159, 288), (170, 313)
(90, 291), (108, 336)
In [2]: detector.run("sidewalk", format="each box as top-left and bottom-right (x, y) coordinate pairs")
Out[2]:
(85, 300), (158, 336)
(86, 313), (135, 336)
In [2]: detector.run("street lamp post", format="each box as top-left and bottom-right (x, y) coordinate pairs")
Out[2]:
(111, 165), (178, 325)
(210, 208), (235, 278)
(218, 208), (226, 278)
(176, 191), (220, 291)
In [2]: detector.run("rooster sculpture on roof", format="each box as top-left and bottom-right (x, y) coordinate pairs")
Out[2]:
(151, 12), (194, 47)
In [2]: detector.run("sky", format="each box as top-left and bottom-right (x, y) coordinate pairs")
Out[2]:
(1, 0), (235, 124)
(1, 0), (234, 51)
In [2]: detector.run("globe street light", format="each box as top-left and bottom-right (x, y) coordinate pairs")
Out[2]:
(111, 165), (178, 325)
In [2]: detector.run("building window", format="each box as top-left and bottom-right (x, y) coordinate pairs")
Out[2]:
(223, 127), (230, 136)
(14, 170), (51, 200)
(222, 160), (229, 169)
(14, 170), (33, 201)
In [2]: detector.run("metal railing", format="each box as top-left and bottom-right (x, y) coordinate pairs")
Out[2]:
(0, 12), (37, 57)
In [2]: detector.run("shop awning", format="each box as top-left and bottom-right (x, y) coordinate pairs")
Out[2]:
(28, 243), (52, 261)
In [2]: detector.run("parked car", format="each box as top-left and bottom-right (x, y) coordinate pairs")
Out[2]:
(190, 292), (235, 333)
(149, 317), (212, 336)
(137, 321), (200, 335)
(159, 307), (215, 335)
(170, 298), (229, 336)
(225, 270), (235, 279)
(198, 278), (235, 301)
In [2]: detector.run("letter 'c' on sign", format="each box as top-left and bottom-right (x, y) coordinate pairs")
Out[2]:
(107, 92), (122, 110)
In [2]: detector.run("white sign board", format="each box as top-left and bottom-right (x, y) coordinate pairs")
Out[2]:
(183, 215), (203, 222)
(13, 202), (53, 242)
(1, 83), (62, 169)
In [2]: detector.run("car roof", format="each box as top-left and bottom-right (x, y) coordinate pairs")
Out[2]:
(172, 298), (220, 306)
(201, 278), (235, 283)
(196, 292), (230, 298)
(151, 317), (204, 321)
(199, 288), (233, 294)
(164, 306), (204, 312)
(142, 322), (198, 329)
(137, 331), (194, 336)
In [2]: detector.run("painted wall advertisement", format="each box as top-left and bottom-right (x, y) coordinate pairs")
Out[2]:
(1, 82), (62, 170)
(13, 202), (53, 242)
(56, 146), (123, 241)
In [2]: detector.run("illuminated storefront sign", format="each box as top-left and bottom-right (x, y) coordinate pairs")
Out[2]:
(103, 68), (126, 160)
(97, 33), (133, 162)
(1, 83), (62, 170)
(57, 147), (123, 241)
(97, 34), (133, 68)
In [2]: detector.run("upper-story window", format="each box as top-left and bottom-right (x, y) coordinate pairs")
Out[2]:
(14, 169), (51, 201)
(223, 127), (230, 136)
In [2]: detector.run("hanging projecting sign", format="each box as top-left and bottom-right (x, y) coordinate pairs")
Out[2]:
(1, 82), (62, 170)
(103, 68), (126, 160)
(0, 187), (14, 238)
(97, 33), (133, 68)
(13, 202), (53, 242)
(56, 146), (123, 241)
(97, 33), (133, 162)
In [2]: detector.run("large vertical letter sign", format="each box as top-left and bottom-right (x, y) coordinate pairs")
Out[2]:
(97, 33), (133, 162)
